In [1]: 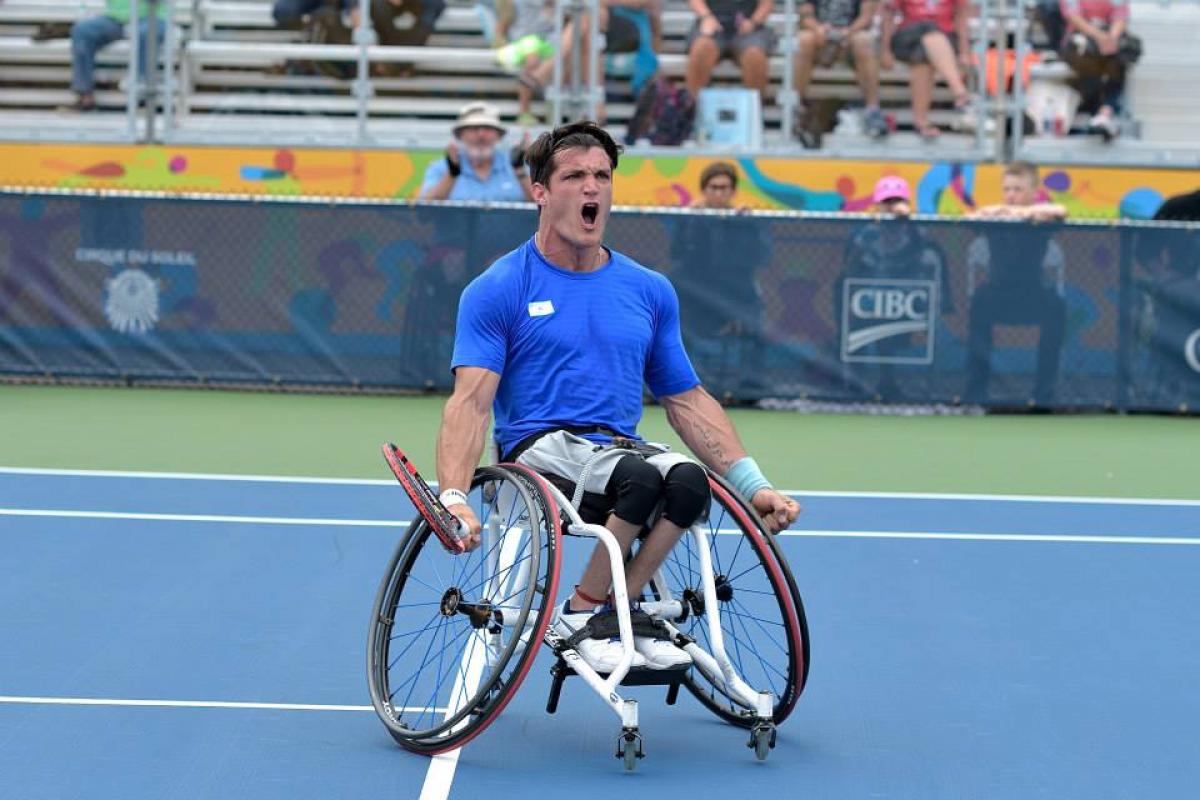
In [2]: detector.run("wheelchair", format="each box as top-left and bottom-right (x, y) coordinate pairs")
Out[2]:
(366, 461), (809, 771)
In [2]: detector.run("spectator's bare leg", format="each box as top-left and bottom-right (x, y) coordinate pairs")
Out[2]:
(849, 30), (880, 107)
(919, 30), (969, 104)
(646, 0), (664, 52)
(793, 29), (823, 101)
(518, 54), (544, 116)
(738, 45), (769, 97)
(686, 36), (720, 97)
(908, 62), (936, 133)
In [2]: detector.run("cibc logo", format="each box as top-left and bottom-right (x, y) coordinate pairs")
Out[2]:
(1186, 329), (1200, 374)
(840, 278), (938, 364)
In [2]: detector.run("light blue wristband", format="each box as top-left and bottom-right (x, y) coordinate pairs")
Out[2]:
(725, 456), (772, 500)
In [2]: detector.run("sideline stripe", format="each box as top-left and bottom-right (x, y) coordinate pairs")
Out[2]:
(781, 530), (1200, 546)
(0, 508), (406, 527)
(0, 696), (407, 712)
(0, 465), (394, 485)
(3, 508), (1197, 544)
(2, 466), (1199, 507)
(420, 752), (461, 800)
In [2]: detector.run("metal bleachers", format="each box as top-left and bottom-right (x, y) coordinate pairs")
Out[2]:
(0, 0), (1195, 164)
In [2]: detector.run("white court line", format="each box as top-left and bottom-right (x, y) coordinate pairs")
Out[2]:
(0, 696), (397, 712)
(3, 466), (1199, 507)
(4, 509), (1197, 544)
(0, 508), (406, 527)
(420, 752), (461, 800)
(780, 529), (1200, 546)
(0, 466), (394, 485)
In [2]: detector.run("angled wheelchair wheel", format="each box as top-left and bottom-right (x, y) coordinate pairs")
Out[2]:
(367, 465), (562, 755)
(652, 473), (809, 727)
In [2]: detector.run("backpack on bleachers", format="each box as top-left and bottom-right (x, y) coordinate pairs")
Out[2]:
(624, 77), (695, 146)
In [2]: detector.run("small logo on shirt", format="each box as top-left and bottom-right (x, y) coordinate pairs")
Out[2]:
(528, 300), (555, 317)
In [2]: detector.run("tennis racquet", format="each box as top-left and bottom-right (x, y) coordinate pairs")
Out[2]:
(381, 442), (467, 554)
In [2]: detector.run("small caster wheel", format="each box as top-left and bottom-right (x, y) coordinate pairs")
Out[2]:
(749, 723), (776, 761)
(616, 727), (644, 772)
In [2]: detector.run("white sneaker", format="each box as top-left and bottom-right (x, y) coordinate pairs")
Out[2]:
(633, 634), (692, 670)
(1089, 112), (1120, 142)
(552, 602), (646, 673)
(629, 605), (692, 670)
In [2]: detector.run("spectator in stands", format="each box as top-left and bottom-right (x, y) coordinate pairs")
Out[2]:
(495, 0), (557, 125)
(59, 0), (166, 112)
(1151, 188), (1200, 223)
(879, 0), (973, 141)
(1034, 0), (1066, 50)
(273, 0), (346, 30)
(690, 160), (744, 210)
(1132, 196), (1200, 404)
(1059, 0), (1136, 141)
(670, 161), (771, 398)
(684, 0), (775, 99)
(419, 102), (535, 202)
(372, 0), (447, 49)
(837, 176), (953, 399)
(500, 0), (657, 125)
(963, 161), (1068, 405)
(792, 0), (888, 146)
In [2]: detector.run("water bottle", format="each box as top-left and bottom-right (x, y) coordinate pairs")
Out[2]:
(1041, 98), (1056, 136)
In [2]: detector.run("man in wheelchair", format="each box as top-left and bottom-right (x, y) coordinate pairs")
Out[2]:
(432, 120), (800, 676)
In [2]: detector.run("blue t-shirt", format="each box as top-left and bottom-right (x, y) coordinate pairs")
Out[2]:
(420, 151), (527, 203)
(451, 237), (701, 457)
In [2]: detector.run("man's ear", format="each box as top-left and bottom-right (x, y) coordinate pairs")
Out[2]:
(531, 182), (548, 207)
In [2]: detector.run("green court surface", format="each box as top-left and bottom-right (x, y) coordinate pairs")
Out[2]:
(1, 384), (1196, 499)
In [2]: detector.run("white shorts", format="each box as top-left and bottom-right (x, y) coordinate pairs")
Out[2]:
(515, 430), (695, 503)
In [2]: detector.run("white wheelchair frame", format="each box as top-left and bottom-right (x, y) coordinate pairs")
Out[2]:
(510, 474), (778, 768)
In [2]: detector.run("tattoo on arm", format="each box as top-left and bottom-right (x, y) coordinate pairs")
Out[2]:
(663, 386), (746, 474)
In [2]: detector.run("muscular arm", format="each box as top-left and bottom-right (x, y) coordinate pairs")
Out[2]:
(659, 384), (747, 474)
(660, 384), (802, 530)
(435, 366), (500, 494)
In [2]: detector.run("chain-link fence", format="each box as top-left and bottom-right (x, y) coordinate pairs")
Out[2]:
(2, 190), (1197, 410)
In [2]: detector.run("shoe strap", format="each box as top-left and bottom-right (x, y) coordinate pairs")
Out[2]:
(565, 609), (672, 647)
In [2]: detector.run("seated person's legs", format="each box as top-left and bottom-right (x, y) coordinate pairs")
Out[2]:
(732, 28), (771, 96)
(848, 29), (887, 135)
(622, 460), (709, 598)
(917, 28), (969, 105)
(65, 15), (125, 111)
(685, 22), (723, 97)
(890, 22), (968, 137)
(521, 438), (705, 670)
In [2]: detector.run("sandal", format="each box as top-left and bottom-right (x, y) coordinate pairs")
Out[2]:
(916, 123), (941, 142)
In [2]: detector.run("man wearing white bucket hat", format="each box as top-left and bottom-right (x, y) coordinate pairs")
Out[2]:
(420, 101), (535, 202)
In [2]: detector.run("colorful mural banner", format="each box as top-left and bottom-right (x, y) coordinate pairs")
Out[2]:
(0, 142), (1194, 219)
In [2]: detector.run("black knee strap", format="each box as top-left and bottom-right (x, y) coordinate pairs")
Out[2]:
(661, 463), (710, 528)
(609, 455), (663, 526)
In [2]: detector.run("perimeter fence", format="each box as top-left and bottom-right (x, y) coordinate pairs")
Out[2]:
(2, 190), (1198, 411)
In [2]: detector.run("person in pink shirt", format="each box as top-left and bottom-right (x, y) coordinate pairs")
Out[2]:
(880, 0), (973, 141)
(1059, 0), (1132, 140)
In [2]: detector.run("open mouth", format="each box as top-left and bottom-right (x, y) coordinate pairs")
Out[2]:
(581, 203), (599, 227)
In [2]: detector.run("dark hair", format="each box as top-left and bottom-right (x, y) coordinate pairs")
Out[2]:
(525, 121), (623, 187)
(700, 161), (738, 191)
(1003, 160), (1039, 184)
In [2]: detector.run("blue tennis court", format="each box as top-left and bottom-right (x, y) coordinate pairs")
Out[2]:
(2, 468), (1198, 799)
